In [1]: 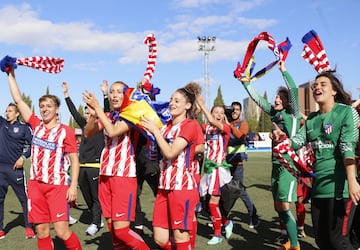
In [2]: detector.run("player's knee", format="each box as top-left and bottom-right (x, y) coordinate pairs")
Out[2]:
(53, 223), (72, 240)
(154, 233), (170, 247)
(35, 223), (51, 239)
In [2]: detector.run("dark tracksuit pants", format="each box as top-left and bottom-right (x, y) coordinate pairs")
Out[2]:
(78, 166), (102, 227)
(312, 198), (356, 250)
(230, 164), (257, 219)
(0, 164), (31, 230)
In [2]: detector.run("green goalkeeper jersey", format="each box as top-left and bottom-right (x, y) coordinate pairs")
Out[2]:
(242, 71), (302, 166)
(291, 103), (359, 198)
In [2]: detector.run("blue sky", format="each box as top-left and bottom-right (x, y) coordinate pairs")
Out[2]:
(0, 0), (359, 123)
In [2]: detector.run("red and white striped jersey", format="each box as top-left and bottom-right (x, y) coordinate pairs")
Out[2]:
(99, 114), (136, 177)
(202, 123), (230, 164)
(158, 118), (197, 191)
(28, 114), (78, 185)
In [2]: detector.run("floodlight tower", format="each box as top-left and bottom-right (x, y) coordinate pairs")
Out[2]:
(197, 36), (216, 109)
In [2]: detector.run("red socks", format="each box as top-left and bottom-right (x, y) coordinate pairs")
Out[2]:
(107, 222), (129, 250)
(159, 240), (173, 250)
(222, 217), (229, 226)
(190, 219), (198, 249)
(160, 240), (190, 250)
(296, 203), (306, 227)
(114, 227), (149, 250)
(209, 203), (222, 236)
(175, 241), (191, 250)
(279, 220), (286, 231)
(37, 235), (54, 250)
(63, 232), (82, 250)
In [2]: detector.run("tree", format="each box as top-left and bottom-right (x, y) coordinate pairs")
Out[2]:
(18, 93), (34, 122)
(196, 115), (205, 125)
(67, 104), (85, 128)
(257, 91), (272, 132)
(244, 98), (259, 133)
(213, 85), (225, 106)
(247, 119), (259, 133)
(22, 93), (33, 110)
(68, 117), (74, 128)
(45, 85), (50, 95)
(74, 105), (84, 128)
(197, 85), (224, 125)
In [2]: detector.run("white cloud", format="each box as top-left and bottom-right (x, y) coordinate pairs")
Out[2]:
(0, 4), (144, 53)
(230, 0), (270, 14)
(236, 17), (277, 30)
(0, 2), (276, 65)
(174, 15), (232, 32)
(171, 0), (225, 8)
(171, 0), (268, 10)
(72, 60), (106, 71)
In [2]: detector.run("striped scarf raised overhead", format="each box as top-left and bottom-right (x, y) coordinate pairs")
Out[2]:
(0, 55), (64, 74)
(301, 30), (331, 73)
(141, 33), (160, 96)
(143, 33), (157, 81)
(233, 32), (292, 82)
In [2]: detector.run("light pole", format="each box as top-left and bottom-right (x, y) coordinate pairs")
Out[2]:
(197, 36), (216, 109)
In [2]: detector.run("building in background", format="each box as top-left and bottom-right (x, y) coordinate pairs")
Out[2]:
(298, 81), (318, 116)
(243, 97), (261, 121)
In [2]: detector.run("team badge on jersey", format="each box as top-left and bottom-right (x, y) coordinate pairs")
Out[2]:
(324, 123), (333, 134)
(13, 127), (19, 133)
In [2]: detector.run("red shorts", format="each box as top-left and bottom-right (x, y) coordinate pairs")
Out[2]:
(152, 189), (198, 231)
(297, 177), (309, 198)
(27, 180), (69, 223)
(99, 175), (137, 222)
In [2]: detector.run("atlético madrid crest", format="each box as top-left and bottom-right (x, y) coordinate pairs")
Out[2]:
(324, 123), (333, 134)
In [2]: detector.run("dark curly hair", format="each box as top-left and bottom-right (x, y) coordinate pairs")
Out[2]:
(315, 71), (352, 105)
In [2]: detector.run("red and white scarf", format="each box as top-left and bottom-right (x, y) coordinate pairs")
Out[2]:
(0, 55), (64, 74)
(301, 30), (331, 73)
(272, 138), (315, 178)
(141, 33), (160, 96)
(233, 32), (292, 82)
(143, 33), (157, 81)
(17, 56), (64, 74)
